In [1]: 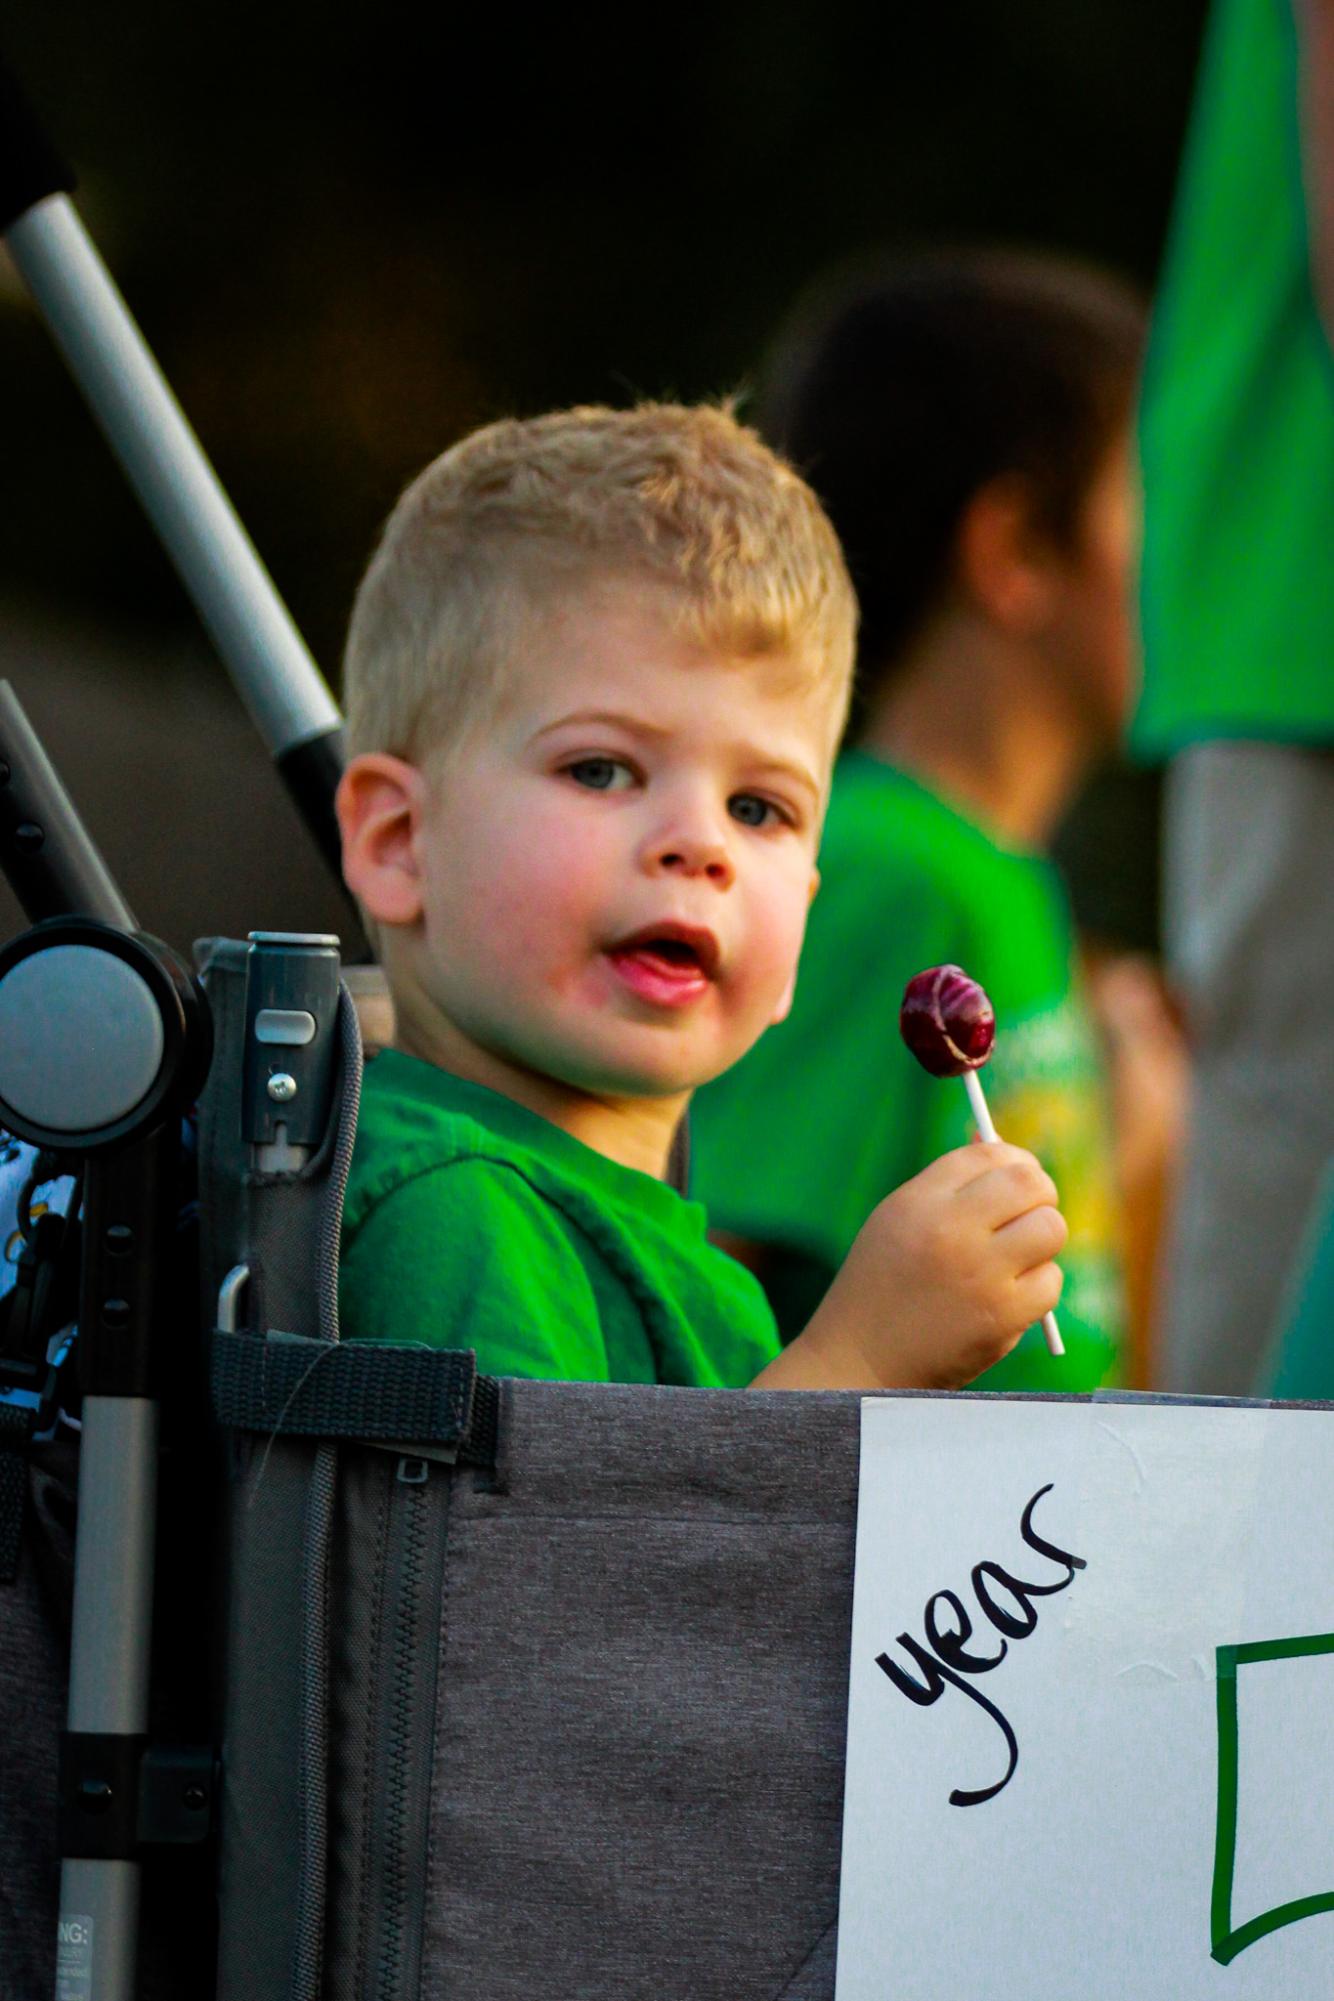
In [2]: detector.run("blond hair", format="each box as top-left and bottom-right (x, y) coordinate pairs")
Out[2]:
(342, 402), (857, 763)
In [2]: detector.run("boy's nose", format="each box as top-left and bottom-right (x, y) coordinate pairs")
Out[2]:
(643, 827), (735, 888)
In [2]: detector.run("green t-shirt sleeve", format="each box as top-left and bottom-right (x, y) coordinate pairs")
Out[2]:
(340, 1155), (622, 1381)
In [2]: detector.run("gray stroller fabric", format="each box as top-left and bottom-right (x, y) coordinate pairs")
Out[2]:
(196, 932), (863, 2001)
(384, 1377), (860, 2001)
(0, 1444), (75, 2001)
(220, 1379), (862, 2001)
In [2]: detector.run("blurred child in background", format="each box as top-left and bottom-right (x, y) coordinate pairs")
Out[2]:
(693, 249), (1182, 1390)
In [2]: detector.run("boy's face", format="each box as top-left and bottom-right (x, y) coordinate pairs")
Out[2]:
(1048, 423), (1141, 739)
(401, 584), (836, 1105)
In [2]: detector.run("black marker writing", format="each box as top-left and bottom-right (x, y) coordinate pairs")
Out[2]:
(874, 1483), (1085, 1808)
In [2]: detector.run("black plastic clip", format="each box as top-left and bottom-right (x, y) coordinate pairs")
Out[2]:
(138, 1743), (217, 1847)
(59, 1734), (217, 1858)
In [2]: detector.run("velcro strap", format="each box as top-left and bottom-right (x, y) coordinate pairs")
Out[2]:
(211, 1328), (490, 1457)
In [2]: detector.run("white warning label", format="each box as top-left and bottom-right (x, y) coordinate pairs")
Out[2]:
(56, 1913), (94, 1999)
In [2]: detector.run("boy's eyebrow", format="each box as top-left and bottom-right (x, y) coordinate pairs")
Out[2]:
(738, 753), (823, 808)
(532, 708), (823, 803)
(531, 708), (673, 743)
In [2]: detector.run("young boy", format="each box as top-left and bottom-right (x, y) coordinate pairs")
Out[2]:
(335, 403), (1066, 1393)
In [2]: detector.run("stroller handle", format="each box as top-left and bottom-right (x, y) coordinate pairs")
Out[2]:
(3, 196), (342, 760)
(1, 50), (351, 886)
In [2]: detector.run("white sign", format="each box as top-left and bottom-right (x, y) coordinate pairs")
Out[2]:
(836, 1395), (1334, 1998)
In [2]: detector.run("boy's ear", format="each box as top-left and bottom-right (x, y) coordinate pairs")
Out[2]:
(956, 475), (1056, 634)
(336, 753), (427, 928)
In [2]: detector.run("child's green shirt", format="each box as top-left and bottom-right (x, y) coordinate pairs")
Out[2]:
(691, 752), (1125, 1393)
(339, 1049), (781, 1385)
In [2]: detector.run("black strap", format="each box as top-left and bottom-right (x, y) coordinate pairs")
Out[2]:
(210, 1329), (497, 1465)
(462, 1370), (500, 1473)
(0, 1399), (32, 1584)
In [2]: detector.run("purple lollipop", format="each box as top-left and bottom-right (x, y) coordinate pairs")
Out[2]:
(899, 962), (1064, 1359)
(899, 964), (995, 1079)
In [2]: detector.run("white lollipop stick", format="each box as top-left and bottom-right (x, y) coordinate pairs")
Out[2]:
(963, 1069), (1064, 1358)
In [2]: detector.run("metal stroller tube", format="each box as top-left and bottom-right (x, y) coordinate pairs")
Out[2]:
(0, 681), (135, 930)
(0, 679), (216, 2001)
(0, 50), (348, 885)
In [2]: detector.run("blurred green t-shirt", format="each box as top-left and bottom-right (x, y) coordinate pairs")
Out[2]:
(690, 753), (1125, 1392)
(340, 1050), (781, 1386)
(1136, 0), (1334, 755)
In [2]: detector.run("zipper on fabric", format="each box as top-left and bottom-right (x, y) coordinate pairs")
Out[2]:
(364, 1452), (449, 2001)
(376, 1461), (427, 1999)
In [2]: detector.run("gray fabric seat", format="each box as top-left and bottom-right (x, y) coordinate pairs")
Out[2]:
(378, 1377), (857, 2001)
(198, 936), (861, 2000)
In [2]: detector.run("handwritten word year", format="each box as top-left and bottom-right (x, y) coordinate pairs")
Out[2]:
(874, 1483), (1085, 1807)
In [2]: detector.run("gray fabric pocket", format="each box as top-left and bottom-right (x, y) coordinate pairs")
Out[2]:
(415, 1380), (861, 2000)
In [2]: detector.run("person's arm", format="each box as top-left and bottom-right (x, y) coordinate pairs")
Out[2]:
(1294, 0), (1334, 340)
(1080, 949), (1187, 1387)
(750, 1141), (1066, 1391)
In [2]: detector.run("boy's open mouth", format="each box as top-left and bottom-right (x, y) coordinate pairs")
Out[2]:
(605, 923), (720, 1006)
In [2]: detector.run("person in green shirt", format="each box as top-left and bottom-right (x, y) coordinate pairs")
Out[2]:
(1135, 0), (1334, 1394)
(335, 403), (1069, 1391)
(692, 253), (1150, 1391)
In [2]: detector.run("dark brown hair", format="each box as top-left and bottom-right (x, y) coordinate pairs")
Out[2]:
(759, 248), (1146, 716)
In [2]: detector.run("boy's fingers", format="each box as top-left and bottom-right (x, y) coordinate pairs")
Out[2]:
(926, 1140), (1048, 1195)
(1011, 1260), (1065, 1330)
(992, 1203), (1068, 1272)
(951, 1149), (1059, 1224)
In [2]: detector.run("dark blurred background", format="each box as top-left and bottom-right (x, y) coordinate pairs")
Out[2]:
(0, 1), (1209, 955)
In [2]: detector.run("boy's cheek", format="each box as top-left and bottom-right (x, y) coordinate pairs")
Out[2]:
(747, 898), (812, 1032)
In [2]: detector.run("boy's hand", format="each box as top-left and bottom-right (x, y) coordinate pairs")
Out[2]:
(754, 1144), (1065, 1391)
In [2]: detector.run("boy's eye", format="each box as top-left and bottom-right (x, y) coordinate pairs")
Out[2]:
(565, 756), (633, 792)
(729, 792), (786, 829)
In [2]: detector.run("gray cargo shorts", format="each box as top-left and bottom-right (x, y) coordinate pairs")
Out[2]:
(1157, 739), (1334, 1394)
